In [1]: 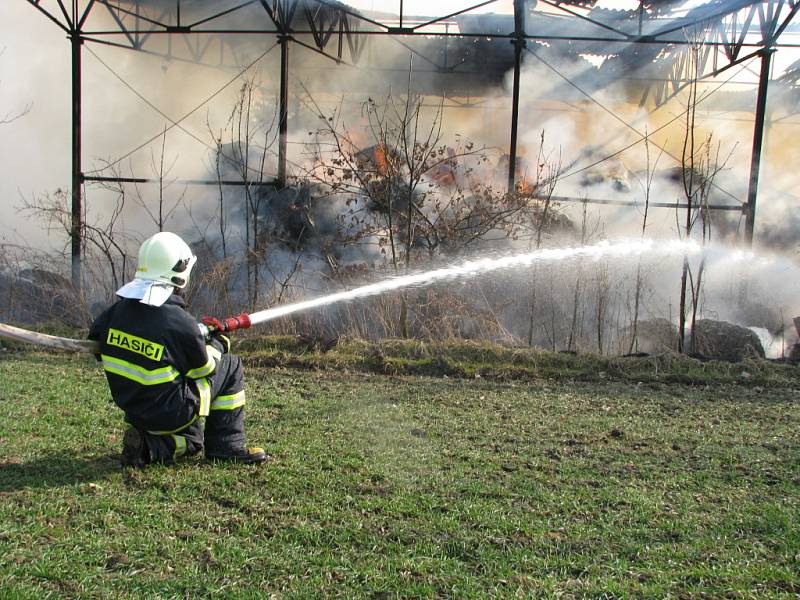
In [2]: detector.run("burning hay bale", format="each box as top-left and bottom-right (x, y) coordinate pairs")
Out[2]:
(629, 318), (767, 362)
(260, 186), (318, 249)
(355, 142), (400, 179)
(691, 319), (765, 362)
(576, 148), (632, 193)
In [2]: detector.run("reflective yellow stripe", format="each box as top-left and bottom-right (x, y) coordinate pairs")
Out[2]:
(210, 390), (246, 411)
(172, 434), (187, 458)
(186, 355), (215, 379)
(106, 328), (164, 361)
(197, 378), (211, 417)
(147, 414), (199, 436)
(101, 355), (179, 385)
(206, 344), (222, 365)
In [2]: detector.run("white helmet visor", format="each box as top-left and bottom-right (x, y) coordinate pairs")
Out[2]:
(169, 254), (197, 288)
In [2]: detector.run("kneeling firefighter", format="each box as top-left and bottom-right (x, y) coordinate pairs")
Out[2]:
(89, 231), (267, 466)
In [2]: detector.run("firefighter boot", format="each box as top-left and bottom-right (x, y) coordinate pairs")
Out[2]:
(121, 427), (150, 468)
(207, 446), (268, 464)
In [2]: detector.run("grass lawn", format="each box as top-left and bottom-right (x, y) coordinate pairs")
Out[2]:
(1, 346), (799, 598)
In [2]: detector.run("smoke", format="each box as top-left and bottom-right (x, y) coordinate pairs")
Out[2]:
(1, 5), (70, 251)
(4, 2), (800, 350)
(0, 4), (280, 255)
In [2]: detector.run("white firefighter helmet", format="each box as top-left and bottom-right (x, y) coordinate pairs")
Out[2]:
(134, 231), (196, 289)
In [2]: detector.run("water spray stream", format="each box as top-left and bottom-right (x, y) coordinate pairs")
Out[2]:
(248, 239), (702, 325)
(0, 238), (780, 353)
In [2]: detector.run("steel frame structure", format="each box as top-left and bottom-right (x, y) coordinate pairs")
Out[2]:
(24, 0), (800, 288)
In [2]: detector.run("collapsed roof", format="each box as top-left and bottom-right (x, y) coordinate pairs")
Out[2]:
(69, 0), (796, 106)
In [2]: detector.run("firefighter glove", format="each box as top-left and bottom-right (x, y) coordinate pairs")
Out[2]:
(210, 333), (231, 354)
(201, 316), (224, 332)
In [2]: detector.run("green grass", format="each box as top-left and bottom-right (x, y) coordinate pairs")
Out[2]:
(239, 335), (800, 387)
(1, 346), (799, 598)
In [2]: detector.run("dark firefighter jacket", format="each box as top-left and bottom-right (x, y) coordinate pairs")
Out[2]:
(88, 295), (215, 433)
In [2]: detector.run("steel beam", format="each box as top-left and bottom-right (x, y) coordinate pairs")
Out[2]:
(84, 175), (277, 187)
(278, 34), (290, 188)
(508, 0), (525, 193)
(71, 20), (83, 291)
(744, 48), (775, 245)
(26, 0), (71, 33)
(538, 195), (745, 212)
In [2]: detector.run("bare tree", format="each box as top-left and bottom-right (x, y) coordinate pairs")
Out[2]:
(628, 129), (663, 354)
(299, 77), (529, 336)
(594, 259), (610, 354)
(520, 131), (563, 347)
(675, 40), (733, 354)
(18, 183), (135, 315)
(213, 133), (229, 260)
(212, 75), (279, 309)
(129, 127), (187, 232)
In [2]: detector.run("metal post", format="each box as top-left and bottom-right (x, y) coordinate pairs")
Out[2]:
(278, 34), (289, 188)
(508, 0), (526, 193)
(744, 48), (774, 246)
(71, 26), (83, 291)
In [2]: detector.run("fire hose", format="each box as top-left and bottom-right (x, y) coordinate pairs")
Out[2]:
(0, 322), (102, 353)
(0, 312), (255, 354)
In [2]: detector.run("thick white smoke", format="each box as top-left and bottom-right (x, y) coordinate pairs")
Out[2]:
(3, 2), (799, 351)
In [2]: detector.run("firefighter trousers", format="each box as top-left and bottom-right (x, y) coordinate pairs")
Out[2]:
(143, 353), (248, 463)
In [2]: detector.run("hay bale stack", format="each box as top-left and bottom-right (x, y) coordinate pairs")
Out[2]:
(692, 319), (765, 362)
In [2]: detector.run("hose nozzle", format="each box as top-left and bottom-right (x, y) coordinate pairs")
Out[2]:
(220, 313), (251, 332)
(201, 313), (252, 334)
